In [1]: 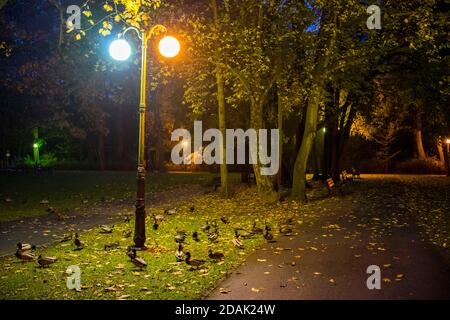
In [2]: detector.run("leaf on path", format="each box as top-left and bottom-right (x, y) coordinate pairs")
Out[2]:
(220, 288), (231, 294)
(257, 259), (267, 262)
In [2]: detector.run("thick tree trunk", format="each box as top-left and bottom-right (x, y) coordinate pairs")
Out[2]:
(442, 137), (450, 176)
(250, 98), (275, 193)
(216, 69), (229, 197)
(437, 139), (445, 167)
(415, 109), (427, 160)
(291, 80), (324, 202)
(211, 0), (229, 197)
(291, 5), (336, 201)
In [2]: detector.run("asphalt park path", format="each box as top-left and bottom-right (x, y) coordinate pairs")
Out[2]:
(207, 175), (450, 300)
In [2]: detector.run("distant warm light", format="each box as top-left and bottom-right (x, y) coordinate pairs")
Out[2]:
(158, 36), (180, 58)
(446, 139), (450, 144)
(323, 127), (327, 133)
(109, 39), (131, 61)
(33, 143), (38, 149)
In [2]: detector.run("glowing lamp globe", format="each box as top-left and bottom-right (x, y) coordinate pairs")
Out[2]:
(158, 36), (180, 58)
(109, 39), (132, 61)
(446, 139), (450, 144)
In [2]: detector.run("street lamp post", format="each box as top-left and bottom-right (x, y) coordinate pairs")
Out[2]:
(109, 25), (180, 249)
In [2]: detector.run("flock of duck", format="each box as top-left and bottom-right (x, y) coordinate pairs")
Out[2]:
(14, 206), (295, 273)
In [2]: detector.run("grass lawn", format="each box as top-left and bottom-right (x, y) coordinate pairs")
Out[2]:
(0, 171), (215, 221)
(0, 188), (300, 300)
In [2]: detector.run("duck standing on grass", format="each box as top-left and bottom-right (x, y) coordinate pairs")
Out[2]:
(208, 227), (219, 243)
(208, 249), (224, 261)
(38, 255), (57, 268)
(185, 252), (205, 270)
(201, 221), (210, 233)
(129, 249), (147, 270)
(99, 225), (113, 234)
(175, 244), (184, 262)
(192, 231), (199, 242)
(74, 233), (83, 250)
(232, 230), (244, 249)
(251, 222), (263, 235)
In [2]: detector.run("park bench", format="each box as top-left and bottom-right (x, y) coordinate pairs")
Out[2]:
(325, 177), (344, 196)
(351, 167), (361, 179)
(341, 170), (354, 184)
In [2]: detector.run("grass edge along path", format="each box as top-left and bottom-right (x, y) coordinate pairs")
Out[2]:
(0, 188), (301, 300)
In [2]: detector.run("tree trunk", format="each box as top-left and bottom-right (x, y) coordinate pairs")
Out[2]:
(291, 5), (335, 201)
(97, 134), (105, 170)
(153, 89), (165, 172)
(216, 69), (229, 197)
(250, 98), (274, 193)
(414, 109), (427, 160)
(277, 84), (283, 191)
(116, 106), (124, 163)
(211, 0), (229, 197)
(442, 137), (450, 176)
(437, 139), (445, 167)
(291, 78), (324, 202)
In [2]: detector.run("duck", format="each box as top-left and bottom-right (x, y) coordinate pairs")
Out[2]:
(165, 208), (176, 215)
(185, 252), (205, 269)
(99, 225), (113, 234)
(74, 233), (83, 249)
(123, 215), (130, 223)
(59, 233), (73, 243)
(279, 225), (293, 235)
(251, 222), (263, 235)
(240, 230), (254, 239)
(126, 246), (134, 260)
(15, 249), (35, 261)
(104, 242), (120, 251)
(189, 206), (195, 212)
(232, 230), (244, 249)
(208, 249), (224, 261)
(123, 230), (132, 238)
(129, 249), (147, 270)
(264, 229), (275, 242)
(153, 218), (159, 231)
(208, 228), (219, 243)
(153, 213), (165, 223)
(40, 198), (50, 205)
(38, 255), (57, 268)
(175, 244), (184, 262)
(174, 230), (186, 244)
(201, 221), (210, 233)
(220, 216), (229, 224)
(17, 242), (36, 252)
(192, 231), (199, 242)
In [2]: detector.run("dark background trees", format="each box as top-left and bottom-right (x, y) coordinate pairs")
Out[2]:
(0, 0), (449, 191)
